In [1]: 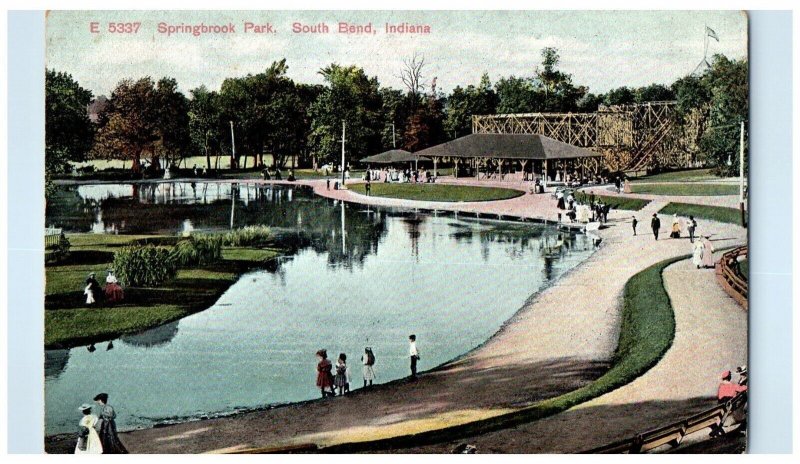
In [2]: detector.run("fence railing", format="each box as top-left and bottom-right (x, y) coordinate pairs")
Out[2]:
(584, 392), (747, 454)
(715, 246), (748, 310)
(45, 227), (63, 249)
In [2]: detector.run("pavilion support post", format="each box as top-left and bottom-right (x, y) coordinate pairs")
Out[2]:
(454, 159), (459, 179)
(433, 157), (438, 177)
(544, 159), (548, 188)
(520, 160), (528, 181)
(475, 158), (480, 179)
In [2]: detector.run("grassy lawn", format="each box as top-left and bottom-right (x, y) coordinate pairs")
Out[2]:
(348, 183), (524, 202)
(659, 202), (746, 226)
(630, 183), (740, 196)
(631, 168), (722, 183)
(45, 234), (283, 348)
(573, 191), (651, 211)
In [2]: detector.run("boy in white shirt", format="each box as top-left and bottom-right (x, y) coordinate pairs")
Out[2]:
(409, 334), (420, 379)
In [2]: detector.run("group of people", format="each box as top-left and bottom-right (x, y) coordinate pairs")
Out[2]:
(632, 214), (716, 268)
(710, 365), (748, 437)
(363, 167), (435, 184)
(555, 190), (610, 224)
(84, 270), (124, 306)
(315, 335), (420, 398)
(75, 393), (127, 454)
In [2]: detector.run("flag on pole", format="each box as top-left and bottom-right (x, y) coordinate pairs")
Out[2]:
(706, 26), (719, 42)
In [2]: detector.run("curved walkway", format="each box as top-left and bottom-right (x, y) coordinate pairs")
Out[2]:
(56, 180), (745, 453)
(398, 254), (747, 453)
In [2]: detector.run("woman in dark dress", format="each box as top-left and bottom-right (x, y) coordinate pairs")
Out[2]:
(93, 393), (128, 454)
(316, 349), (335, 398)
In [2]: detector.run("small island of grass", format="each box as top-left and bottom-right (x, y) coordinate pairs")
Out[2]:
(348, 182), (524, 202)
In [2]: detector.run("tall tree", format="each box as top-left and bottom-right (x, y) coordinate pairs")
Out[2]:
(533, 47), (586, 112)
(92, 77), (161, 172)
(405, 78), (445, 151)
(45, 70), (95, 194)
(188, 85), (221, 171)
(308, 64), (384, 168)
(443, 73), (497, 138)
(153, 77), (192, 168)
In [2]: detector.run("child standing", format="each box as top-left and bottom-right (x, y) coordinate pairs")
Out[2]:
(362, 347), (376, 388)
(316, 349), (335, 398)
(334, 353), (350, 396)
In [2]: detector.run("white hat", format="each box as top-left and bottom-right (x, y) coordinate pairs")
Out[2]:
(78, 404), (93, 411)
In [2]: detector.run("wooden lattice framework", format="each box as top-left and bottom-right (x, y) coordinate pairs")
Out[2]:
(472, 101), (702, 172)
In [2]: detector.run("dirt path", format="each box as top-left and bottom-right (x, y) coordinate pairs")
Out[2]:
(393, 255), (748, 453)
(46, 181), (746, 453)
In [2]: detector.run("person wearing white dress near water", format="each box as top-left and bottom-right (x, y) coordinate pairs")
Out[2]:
(362, 347), (376, 388)
(75, 404), (102, 454)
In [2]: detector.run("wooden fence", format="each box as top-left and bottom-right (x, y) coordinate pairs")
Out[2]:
(45, 227), (63, 249)
(715, 246), (748, 310)
(585, 392), (747, 453)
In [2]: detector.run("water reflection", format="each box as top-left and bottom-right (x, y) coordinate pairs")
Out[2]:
(45, 183), (597, 435)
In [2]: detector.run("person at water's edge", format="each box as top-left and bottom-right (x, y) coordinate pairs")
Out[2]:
(93, 393), (128, 454)
(316, 349), (335, 398)
(409, 334), (420, 379)
(651, 213), (661, 241)
(365, 178), (371, 196)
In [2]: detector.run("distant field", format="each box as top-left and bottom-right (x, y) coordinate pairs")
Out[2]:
(630, 168), (723, 183)
(659, 202), (746, 226)
(629, 183), (740, 196)
(349, 183), (524, 202)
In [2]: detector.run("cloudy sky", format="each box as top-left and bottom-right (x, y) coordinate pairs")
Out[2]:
(46, 10), (748, 97)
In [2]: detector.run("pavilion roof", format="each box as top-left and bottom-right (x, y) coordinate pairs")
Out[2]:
(360, 149), (431, 164)
(414, 134), (602, 160)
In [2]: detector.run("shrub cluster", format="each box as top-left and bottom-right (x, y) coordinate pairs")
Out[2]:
(171, 234), (223, 266)
(222, 225), (273, 247)
(113, 245), (178, 287)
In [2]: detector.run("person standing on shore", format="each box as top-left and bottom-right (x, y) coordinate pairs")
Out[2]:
(316, 349), (335, 398)
(365, 178), (371, 196)
(409, 334), (420, 379)
(93, 393), (128, 454)
(651, 213), (661, 240)
(362, 347), (376, 388)
(701, 236), (715, 268)
(75, 404), (102, 454)
(334, 353), (350, 396)
(631, 216), (638, 236)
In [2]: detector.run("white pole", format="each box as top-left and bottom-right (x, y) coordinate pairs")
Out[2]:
(392, 122), (396, 148)
(341, 121), (346, 187)
(739, 120), (746, 226)
(229, 121), (236, 169)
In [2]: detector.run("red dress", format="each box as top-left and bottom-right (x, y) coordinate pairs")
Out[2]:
(316, 359), (334, 388)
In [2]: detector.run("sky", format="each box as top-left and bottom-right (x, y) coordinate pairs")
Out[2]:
(46, 10), (748, 98)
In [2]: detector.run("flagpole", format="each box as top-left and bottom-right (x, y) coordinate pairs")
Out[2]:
(703, 25), (708, 61)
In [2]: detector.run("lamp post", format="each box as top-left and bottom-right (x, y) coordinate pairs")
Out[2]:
(229, 120), (236, 169)
(340, 121), (347, 188)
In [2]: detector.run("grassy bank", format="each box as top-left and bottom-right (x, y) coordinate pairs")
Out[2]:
(630, 183), (739, 196)
(659, 202), (745, 226)
(574, 191), (651, 211)
(630, 168), (721, 183)
(45, 234), (282, 348)
(348, 183), (524, 202)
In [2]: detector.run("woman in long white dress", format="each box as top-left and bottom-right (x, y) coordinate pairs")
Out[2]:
(701, 236), (716, 268)
(692, 239), (705, 268)
(75, 405), (103, 454)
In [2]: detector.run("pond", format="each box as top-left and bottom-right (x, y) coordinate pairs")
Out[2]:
(45, 182), (596, 435)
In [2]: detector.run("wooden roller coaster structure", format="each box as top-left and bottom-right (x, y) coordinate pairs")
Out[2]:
(472, 101), (706, 174)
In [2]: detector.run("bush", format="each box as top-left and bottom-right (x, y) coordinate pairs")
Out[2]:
(46, 234), (71, 264)
(171, 234), (223, 266)
(113, 245), (178, 287)
(222, 225), (273, 247)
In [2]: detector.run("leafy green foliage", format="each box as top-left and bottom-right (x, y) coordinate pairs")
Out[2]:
(573, 191), (650, 210)
(659, 202), (745, 225)
(171, 234), (223, 266)
(113, 245), (178, 287)
(222, 226), (273, 247)
(349, 183), (523, 202)
(45, 70), (95, 196)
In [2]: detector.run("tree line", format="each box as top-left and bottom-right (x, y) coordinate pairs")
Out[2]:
(45, 47), (748, 190)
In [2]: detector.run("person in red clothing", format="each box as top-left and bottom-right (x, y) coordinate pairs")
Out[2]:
(710, 370), (748, 437)
(316, 349), (335, 398)
(718, 370), (748, 402)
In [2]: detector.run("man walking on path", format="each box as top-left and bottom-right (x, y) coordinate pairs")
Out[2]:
(365, 178), (371, 196)
(409, 334), (420, 379)
(632, 216), (638, 236)
(688, 216), (697, 243)
(651, 213), (661, 240)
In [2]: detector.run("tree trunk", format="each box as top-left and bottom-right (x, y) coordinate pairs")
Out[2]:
(131, 156), (141, 173)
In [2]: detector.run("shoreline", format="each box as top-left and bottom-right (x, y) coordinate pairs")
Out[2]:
(45, 178), (747, 454)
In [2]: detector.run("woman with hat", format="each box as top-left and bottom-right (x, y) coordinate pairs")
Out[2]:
(94, 393), (128, 453)
(316, 349), (335, 398)
(84, 273), (102, 305)
(75, 404), (102, 454)
(103, 270), (125, 305)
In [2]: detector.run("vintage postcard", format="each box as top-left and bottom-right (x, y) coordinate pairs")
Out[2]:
(43, 10), (749, 454)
